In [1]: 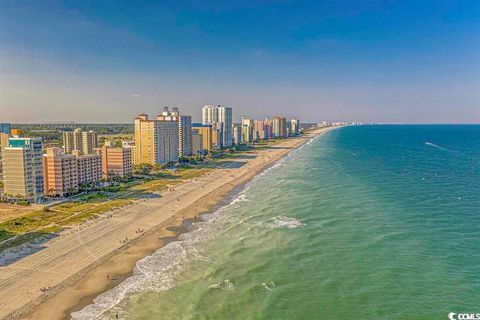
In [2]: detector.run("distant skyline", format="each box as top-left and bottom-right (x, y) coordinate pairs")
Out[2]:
(0, 0), (479, 123)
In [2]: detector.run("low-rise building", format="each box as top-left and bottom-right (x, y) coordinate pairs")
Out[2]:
(95, 146), (132, 179)
(43, 147), (78, 197)
(10, 129), (24, 136)
(75, 151), (102, 186)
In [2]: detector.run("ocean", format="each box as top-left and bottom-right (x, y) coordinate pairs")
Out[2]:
(72, 125), (480, 320)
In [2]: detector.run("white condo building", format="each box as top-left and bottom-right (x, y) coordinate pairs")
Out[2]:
(202, 105), (233, 147)
(291, 117), (300, 135)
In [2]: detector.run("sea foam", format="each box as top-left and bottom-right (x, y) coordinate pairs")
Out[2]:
(265, 216), (304, 229)
(71, 135), (307, 319)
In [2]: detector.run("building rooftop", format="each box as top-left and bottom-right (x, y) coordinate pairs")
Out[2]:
(192, 123), (212, 127)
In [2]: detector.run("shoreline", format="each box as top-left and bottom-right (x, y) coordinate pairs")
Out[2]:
(1, 127), (333, 320)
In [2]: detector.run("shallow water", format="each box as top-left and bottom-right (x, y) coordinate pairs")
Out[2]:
(73, 125), (480, 320)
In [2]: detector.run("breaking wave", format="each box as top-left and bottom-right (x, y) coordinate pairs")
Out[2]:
(209, 279), (235, 291)
(265, 216), (304, 229)
(70, 137), (306, 319)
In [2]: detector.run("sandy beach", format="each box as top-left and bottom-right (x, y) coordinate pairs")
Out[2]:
(0, 127), (331, 320)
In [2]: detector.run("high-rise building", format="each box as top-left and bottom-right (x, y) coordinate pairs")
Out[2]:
(273, 116), (288, 138)
(290, 118), (300, 135)
(122, 141), (137, 165)
(156, 119), (179, 164)
(232, 124), (243, 145)
(95, 146), (132, 179)
(202, 105), (233, 147)
(62, 130), (79, 154)
(134, 113), (179, 165)
(43, 147), (78, 197)
(178, 115), (192, 157)
(241, 117), (254, 143)
(82, 130), (98, 154)
(169, 107), (193, 157)
(265, 117), (274, 139)
(0, 133), (10, 183)
(3, 137), (44, 201)
(192, 124), (213, 151)
(0, 123), (11, 135)
(191, 131), (203, 155)
(63, 129), (98, 154)
(211, 122), (223, 149)
(134, 114), (155, 165)
(253, 120), (266, 140)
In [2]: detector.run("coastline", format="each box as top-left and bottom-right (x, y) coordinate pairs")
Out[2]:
(1, 127), (333, 320)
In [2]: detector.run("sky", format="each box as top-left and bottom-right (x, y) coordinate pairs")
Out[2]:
(0, 0), (479, 123)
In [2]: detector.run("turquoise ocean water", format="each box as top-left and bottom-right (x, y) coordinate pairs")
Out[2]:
(73, 125), (480, 320)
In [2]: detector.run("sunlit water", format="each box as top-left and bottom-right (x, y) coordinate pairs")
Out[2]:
(73, 125), (480, 320)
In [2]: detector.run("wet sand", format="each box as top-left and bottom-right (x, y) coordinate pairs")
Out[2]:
(0, 127), (331, 320)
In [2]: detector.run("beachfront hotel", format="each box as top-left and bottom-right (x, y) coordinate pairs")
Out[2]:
(191, 130), (203, 155)
(74, 152), (102, 186)
(2, 137), (44, 201)
(192, 124), (213, 151)
(134, 113), (179, 165)
(241, 117), (255, 143)
(157, 107), (193, 157)
(232, 124), (243, 145)
(290, 118), (300, 135)
(202, 105), (233, 147)
(122, 140), (137, 165)
(94, 145), (132, 179)
(211, 122), (223, 149)
(44, 146), (126, 197)
(253, 120), (270, 140)
(63, 129), (98, 155)
(43, 147), (79, 197)
(273, 116), (288, 138)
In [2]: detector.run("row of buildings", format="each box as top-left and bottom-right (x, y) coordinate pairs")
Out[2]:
(0, 107), (300, 202)
(0, 131), (133, 201)
(133, 105), (300, 165)
(234, 116), (299, 144)
(133, 105), (233, 165)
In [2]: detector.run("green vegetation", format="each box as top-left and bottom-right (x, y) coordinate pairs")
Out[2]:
(0, 134), (297, 252)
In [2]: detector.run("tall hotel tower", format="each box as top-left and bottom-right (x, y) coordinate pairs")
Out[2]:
(134, 112), (179, 165)
(202, 105), (233, 147)
(63, 129), (98, 155)
(2, 137), (44, 201)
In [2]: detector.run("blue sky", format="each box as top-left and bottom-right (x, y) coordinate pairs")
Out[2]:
(0, 0), (478, 123)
